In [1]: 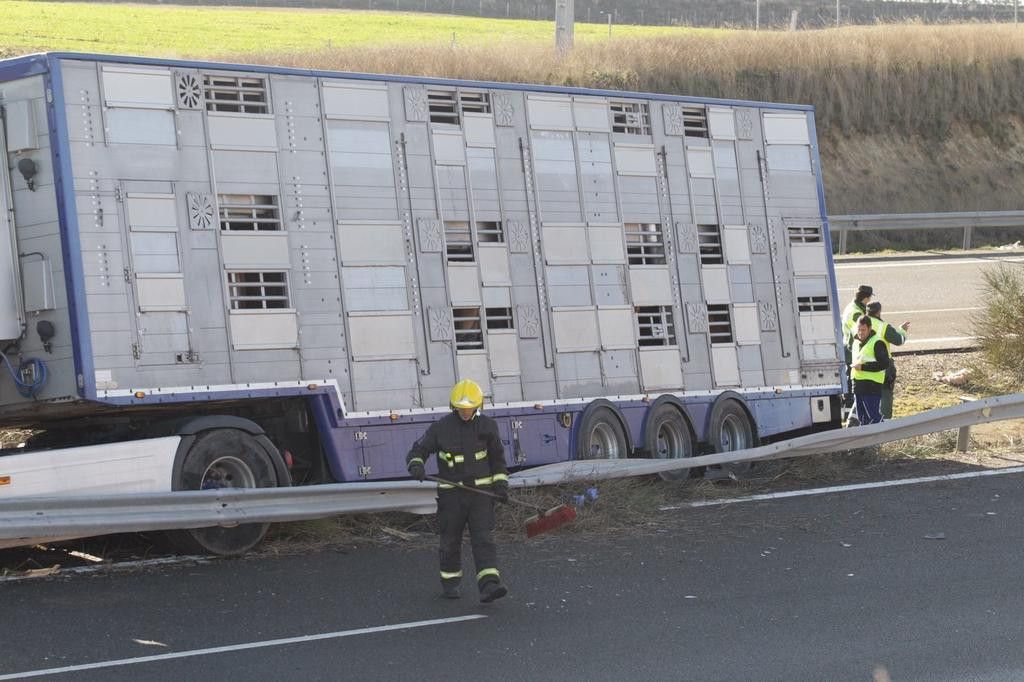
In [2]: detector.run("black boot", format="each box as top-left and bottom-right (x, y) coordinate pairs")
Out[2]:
(441, 581), (461, 599)
(479, 580), (508, 603)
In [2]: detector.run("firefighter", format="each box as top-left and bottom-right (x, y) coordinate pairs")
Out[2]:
(866, 301), (910, 419)
(850, 314), (890, 426)
(841, 284), (873, 425)
(406, 379), (509, 603)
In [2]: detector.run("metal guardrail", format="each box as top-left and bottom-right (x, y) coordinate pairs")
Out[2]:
(828, 210), (1024, 254)
(1, 393), (1022, 546)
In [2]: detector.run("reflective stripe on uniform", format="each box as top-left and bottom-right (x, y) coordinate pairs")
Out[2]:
(477, 568), (500, 582)
(439, 451), (464, 465)
(474, 476), (494, 486)
(438, 482), (456, 489)
(474, 450), (488, 461)
(408, 457), (424, 465)
(491, 473), (508, 483)
(441, 570), (463, 580)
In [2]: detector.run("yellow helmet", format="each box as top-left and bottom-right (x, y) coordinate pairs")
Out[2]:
(449, 379), (484, 410)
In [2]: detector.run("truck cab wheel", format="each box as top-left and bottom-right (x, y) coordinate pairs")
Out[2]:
(166, 428), (282, 556)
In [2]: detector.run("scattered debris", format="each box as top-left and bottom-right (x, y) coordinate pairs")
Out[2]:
(20, 565), (60, 579)
(923, 533), (946, 540)
(840, 542), (852, 548)
(132, 639), (169, 648)
(997, 241), (1021, 251)
(932, 368), (971, 386)
(379, 527), (417, 541)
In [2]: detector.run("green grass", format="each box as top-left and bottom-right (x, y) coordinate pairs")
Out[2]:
(0, 1), (710, 58)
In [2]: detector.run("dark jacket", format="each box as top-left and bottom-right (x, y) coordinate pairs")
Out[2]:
(406, 412), (507, 486)
(852, 329), (891, 396)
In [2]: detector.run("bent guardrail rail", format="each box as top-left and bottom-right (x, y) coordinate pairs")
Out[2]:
(0, 393), (1022, 545)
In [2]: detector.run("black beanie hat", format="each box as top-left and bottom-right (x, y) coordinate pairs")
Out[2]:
(867, 301), (881, 314)
(856, 285), (873, 298)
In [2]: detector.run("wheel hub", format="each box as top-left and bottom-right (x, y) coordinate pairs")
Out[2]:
(201, 455), (257, 490)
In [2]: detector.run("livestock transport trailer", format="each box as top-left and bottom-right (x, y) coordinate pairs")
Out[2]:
(0, 52), (844, 553)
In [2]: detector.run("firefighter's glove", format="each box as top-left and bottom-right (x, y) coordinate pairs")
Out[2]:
(493, 480), (510, 504)
(408, 461), (426, 482)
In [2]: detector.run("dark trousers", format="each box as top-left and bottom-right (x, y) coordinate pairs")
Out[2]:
(438, 488), (499, 590)
(855, 393), (883, 425)
(843, 346), (854, 408)
(881, 386), (894, 420)
(881, 364), (897, 420)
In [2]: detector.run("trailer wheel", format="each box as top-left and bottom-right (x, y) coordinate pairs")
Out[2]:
(167, 428), (281, 556)
(642, 400), (696, 481)
(707, 399), (758, 475)
(576, 401), (630, 460)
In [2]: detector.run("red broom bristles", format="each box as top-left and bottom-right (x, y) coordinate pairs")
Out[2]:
(525, 504), (577, 538)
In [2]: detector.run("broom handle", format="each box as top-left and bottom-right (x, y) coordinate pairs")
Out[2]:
(425, 474), (548, 513)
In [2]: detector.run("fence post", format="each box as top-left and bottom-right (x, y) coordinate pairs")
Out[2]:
(838, 226), (848, 255)
(963, 225), (973, 250)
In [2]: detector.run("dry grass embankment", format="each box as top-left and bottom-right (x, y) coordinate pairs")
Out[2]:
(248, 23), (1024, 218)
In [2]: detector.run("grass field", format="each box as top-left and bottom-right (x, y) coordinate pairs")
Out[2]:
(0, 0), (705, 57)
(5, 3), (1024, 224)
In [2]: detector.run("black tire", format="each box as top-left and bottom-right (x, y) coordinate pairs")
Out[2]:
(167, 428), (281, 556)
(642, 399), (696, 482)
(707, 399), (758, 476)
(575, 401), (630, 460)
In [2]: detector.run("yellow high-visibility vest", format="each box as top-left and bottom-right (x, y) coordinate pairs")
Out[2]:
(851, 335), (886, 384)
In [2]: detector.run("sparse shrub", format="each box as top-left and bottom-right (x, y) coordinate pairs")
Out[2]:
(971, 264), (1024, 391)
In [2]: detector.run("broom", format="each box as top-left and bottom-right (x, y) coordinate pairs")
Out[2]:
(425, 475), (577, 538)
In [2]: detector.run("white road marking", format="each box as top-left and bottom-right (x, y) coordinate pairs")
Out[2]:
(660, 466), (1024, 511)
(0, 615), (487, 680)
(836, 256), (1024, 270)
(902, 335), (976, 345)
(875, 307), (981, 315)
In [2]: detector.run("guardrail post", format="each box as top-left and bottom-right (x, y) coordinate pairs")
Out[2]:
(957, 395), (975, 452)
(956, 425), (971, 453)
(839, 227), (848, 255)
(963, 225), (973, 250)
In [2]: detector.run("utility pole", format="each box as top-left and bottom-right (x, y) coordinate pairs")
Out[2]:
(836, 0), (840, 27)
(755, 0), (760, 30)
(555, 0), (574, 51)
(1016, 0), (1019, 25)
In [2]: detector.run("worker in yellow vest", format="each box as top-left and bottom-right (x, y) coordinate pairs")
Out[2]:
(850, 315), (891, 425)
(866, 302), (910, 419)
(841, 285), (873, 425)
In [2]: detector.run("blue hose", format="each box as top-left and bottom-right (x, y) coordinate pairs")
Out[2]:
(0, 353), (47, 398)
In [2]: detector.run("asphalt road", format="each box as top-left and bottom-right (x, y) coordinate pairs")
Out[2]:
(834, 252), (1024, 351)
(3, 470), (1024, 681)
